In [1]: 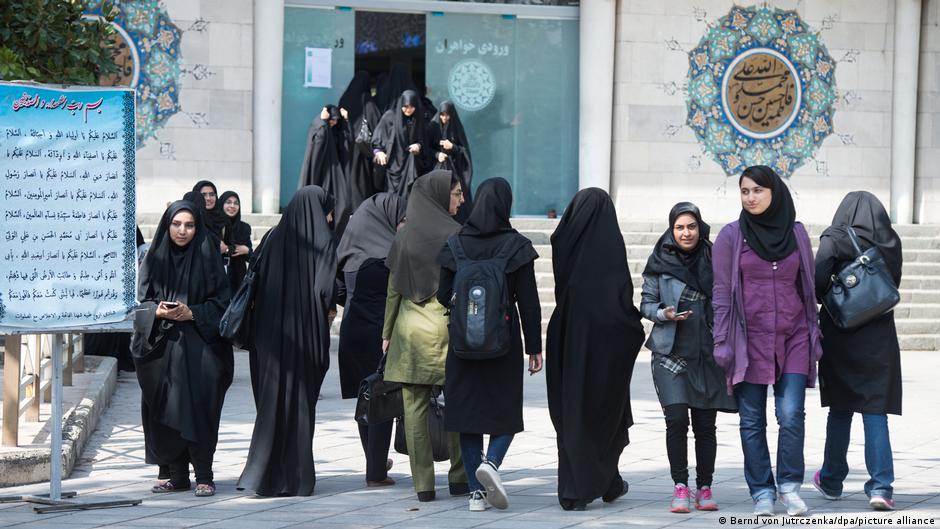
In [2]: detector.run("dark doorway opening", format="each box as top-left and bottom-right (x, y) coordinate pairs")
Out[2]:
(354, 11), (426, 106)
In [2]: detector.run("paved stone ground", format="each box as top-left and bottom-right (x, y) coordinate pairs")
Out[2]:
(1, 347), (938, 529)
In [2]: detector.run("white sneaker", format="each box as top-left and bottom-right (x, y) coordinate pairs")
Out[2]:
(476, 461), (508, 510)
(754, 497), (775, 516)
(469, 490), (489, 511)
(780, 491), (809, 516)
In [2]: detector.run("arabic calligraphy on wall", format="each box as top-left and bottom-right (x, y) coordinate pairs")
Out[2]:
(686, 6), (837, 177)
(84, 1), (182, 149)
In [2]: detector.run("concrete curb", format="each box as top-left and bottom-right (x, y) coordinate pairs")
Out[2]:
(0, 355), (118, 487)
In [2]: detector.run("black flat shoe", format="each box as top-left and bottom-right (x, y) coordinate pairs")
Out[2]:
(560, 499), (587, 511)
(602, 479), (629, 503)
(449, 482), (470, 496)
(417, 490), (436, 502)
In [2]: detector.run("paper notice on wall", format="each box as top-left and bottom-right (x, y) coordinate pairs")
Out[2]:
(304, 47), (332, 88)
(0, 82), (138, 331)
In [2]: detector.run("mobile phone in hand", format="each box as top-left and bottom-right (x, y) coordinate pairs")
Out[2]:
(162, 301), (180, 309)
(674, 310), (692, 318)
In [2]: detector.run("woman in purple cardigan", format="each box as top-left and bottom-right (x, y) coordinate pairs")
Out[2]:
(711, 166), (822, 518)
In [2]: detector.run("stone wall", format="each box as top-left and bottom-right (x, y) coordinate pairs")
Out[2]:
(135, 0), (254, 213)
(612, 0), (896, 224)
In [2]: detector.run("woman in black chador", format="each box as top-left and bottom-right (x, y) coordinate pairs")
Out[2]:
(217, 191), (253, 295)
(813, 191), (902, 510)
(545, 188), (645, 511)
(437, 178), (542, 512)
(371, 90), (425, 198)
(192, 180), (226, 243)
(341, 71), (386, 210)
(238, 186), (337, 497)
(298, 105), (353, 237)
(132, 200), (233, 497)
(336, 193), (408, 487)
(427, 101), (473, 223)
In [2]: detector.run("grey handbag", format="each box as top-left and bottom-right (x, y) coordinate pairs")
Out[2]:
(822, 226), (900, 330)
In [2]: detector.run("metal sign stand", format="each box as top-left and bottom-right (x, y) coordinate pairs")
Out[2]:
(0, 324), (142, 513)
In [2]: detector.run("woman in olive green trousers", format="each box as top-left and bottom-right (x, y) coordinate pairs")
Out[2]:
(383, 170), (468, 502)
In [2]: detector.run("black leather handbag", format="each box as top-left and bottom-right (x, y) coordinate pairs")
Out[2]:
(219, 248), (265, 348)
(822, 226), (900, 330)
(394, 392), (449, 462)
(355, 354), (403, 426)
(354, 116), (374, 158)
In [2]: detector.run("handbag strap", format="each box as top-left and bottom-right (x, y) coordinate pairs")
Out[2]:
(376, 352), (388, 375)
(845, 226), (864, 257)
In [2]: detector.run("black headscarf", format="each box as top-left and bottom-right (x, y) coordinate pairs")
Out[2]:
(376, 64), (416, 112)
(371, 90), (425, 197)
(439, 177), (536, 273)
(545, 188), (645, 507)
(387, 170), (460, 303)
(298, 105), (352, 237)
(738, 165), (797, 262)
(336, 193), (407, 273)
(217, 190), (241, 244)
(428, 100), (473, 220)
(821, 191), (902, 285)
(339, 70), (371, 125)
(643, 202), (713, 297)
(192, 180), (226, 240)
(138, 201), (217, 305)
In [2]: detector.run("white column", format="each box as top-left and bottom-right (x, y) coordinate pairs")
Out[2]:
(252, 0), (284, 214)
(578, 0), (616, 192)
(890, 0), (922, 223)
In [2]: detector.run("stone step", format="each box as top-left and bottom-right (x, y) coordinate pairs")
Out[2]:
(534, 272), (940, 291)
(532, 245), (940, 264)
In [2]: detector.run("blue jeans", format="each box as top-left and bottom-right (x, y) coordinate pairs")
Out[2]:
(819, 410), (894, 500)
(735, 373), (807, 501)
(459, 433), (514, 492)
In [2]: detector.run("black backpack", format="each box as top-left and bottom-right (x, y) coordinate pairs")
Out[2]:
(445, 235), (515, 360)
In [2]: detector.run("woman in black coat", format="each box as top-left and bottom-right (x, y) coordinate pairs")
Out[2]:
(426, 101), (473, 223)
(437, 178), (542, 512)
(813, 191), (902, 510)
(372, 90), (424, 198)
(218, 191), (253, 295)
(545, 188), (645, 511)
(132, 201), (233, 497)
(336, 193), (408, 487)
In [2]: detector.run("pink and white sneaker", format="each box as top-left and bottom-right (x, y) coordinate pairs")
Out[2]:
(870, 495), (896, 511)
(695, 486), (719, 511)
(670, 484), (691, 513)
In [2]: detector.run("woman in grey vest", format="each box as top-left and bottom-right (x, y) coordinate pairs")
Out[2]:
(641, 202), (737, 514)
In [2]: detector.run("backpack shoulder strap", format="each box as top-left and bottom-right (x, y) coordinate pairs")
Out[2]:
(447, 235), (470, 267)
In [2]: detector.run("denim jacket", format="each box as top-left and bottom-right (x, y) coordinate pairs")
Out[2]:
(639, 273), (687, 355)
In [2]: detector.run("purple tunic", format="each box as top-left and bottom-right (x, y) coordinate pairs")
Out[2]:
(739, 245), (810, 384)
(711, 221), (822, 395)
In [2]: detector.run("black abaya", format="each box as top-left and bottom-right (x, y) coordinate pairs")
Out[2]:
(132, 201), (233, 486)
(218, 191), (254, 296)
(350, 99), (385, 209)
(371, 91), (424, 198)
(427, 101), (473, 222)
(816, 191), (903, 415)
(545, 188), (645, 509)
(437, 178), (541, 435)
(238, 186), (337, 497)
(298, 105), (353, 237)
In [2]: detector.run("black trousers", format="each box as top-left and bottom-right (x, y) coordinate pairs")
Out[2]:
(664, 404), (717, 489)
(156, 443), (214, 486)
(358, 420), (394, 481)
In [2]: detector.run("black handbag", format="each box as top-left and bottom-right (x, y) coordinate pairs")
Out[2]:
(355, 116), (374, 158)
(394, 393), (449, 462)
(355, 354), (403, 426)
(822, 226), (900, 330)
(219, 247), (265, 348)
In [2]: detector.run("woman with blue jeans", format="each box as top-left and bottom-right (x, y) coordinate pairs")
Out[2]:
(813, 192), (902, 511)
(712, 166), (822, 517)
(437, 178), (543, 512)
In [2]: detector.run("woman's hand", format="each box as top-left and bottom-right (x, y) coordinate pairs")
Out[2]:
(328, 309), (337, 327)
(320, 107), (329, 120)
(408, 143), (421, 154)
(158, 302), (193, 322)
(340, 107), (348, 120)
(374, 151), (388, 166)
(437, 152), (448, 163)
(440, 139), (453, 151)
(663, 306), (691, 322)
(233, 244), (250, 257)
(382, 338), (390, 354)
(528, 353), (543, 375)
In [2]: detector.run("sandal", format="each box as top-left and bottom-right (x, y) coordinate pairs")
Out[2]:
(151, 480), (190, 493)
(194, 483), (216, 497)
